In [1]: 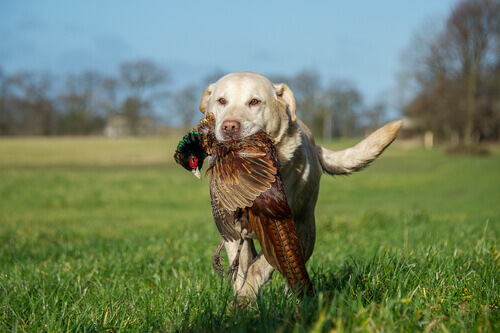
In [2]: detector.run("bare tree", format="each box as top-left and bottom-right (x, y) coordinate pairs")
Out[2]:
(400, 0), (500, 145)
(120, 59), (168, 96)
(288, 70), (322, 124)
(119, 59), (170, 134)
(326, 80), (363, 139)
(100, 76), (120, 117)
(446, 0), (499, 144)
(0, 68), (9, 134)
(363, 102), (388, 132)
(4, 71), (56, 135)
(58, 71), (105, 134)
(171, 85), (200, 128)
(273, 71), (366, 139)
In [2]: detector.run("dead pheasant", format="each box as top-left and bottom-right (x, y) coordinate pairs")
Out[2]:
(174, 114), (313, 298)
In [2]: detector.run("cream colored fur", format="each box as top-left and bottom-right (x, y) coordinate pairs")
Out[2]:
(199, 72), (401, 302)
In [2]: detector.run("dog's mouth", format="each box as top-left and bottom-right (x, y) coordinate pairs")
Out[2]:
(218, 122), (262, 141)
(220, 131), (240, 141)
(221, 132), (240, 141)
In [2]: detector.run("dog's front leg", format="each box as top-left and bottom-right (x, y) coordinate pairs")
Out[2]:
(224, 238), (257, 294)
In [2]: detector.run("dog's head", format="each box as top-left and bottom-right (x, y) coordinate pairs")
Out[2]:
(199, 72), (296, 143)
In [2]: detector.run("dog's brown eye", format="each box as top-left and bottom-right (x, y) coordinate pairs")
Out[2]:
(249, 99), (260, 106)
(218, 98), (226, 105)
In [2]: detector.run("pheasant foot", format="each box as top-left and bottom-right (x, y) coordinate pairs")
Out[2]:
(211, 240), (226, 276)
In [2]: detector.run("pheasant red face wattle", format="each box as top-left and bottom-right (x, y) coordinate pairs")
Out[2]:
(189, 156), (198, 169)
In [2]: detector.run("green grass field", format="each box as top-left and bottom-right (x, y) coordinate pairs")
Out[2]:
(0, 137), (498, 332)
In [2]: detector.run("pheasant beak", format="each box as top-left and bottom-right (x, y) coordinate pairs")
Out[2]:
(192, 167), (202, 180)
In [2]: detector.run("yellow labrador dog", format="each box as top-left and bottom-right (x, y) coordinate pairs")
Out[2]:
(199, 72), (401, 302)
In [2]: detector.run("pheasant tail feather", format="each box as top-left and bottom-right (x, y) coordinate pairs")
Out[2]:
(248, 208), (313, 298)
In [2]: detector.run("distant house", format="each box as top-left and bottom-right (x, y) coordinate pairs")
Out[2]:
(104, 115), (156, 137)
(104, 115), (130, 137)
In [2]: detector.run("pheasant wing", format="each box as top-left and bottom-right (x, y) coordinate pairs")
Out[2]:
(208, 141), (277, 212)
(209, 183), (240, 242)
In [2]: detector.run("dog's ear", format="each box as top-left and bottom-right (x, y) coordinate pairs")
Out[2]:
(274, 83), (296, 122)
(199, 84), (214, 114)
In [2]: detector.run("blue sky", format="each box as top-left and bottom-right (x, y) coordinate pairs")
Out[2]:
(0, 0), (459, 106)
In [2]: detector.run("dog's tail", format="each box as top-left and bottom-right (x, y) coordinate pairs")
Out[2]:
(315, 120), (402, 175)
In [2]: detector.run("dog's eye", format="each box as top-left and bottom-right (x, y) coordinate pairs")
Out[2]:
(249, 99), (261, 106)
(217, 98), (226, 105)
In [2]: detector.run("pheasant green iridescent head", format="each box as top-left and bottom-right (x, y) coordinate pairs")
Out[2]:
(174, 131), (208, 179)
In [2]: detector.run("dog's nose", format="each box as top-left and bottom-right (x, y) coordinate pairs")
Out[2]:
(221, 120), (241, 139)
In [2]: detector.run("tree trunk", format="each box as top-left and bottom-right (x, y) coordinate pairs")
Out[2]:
(323, 109), (332, 140)
(463, 65), (477, 146)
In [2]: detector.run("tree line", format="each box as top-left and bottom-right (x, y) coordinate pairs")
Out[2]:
(0, 60), (170, 136)
(400, 0), (499, 145)
(0, 62), (388, 139)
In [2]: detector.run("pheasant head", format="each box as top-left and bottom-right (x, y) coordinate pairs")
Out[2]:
(174, 131), (207, 180)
